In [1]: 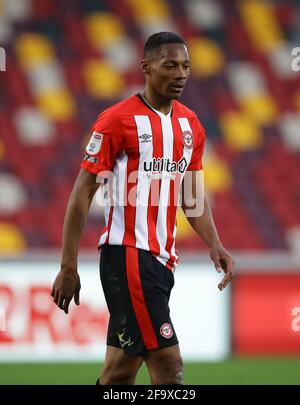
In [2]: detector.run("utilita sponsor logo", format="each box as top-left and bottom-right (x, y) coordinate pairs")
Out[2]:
(144, 157), (187, 174)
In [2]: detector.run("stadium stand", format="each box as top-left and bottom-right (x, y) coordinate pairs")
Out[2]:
(0, 0), (299, 255)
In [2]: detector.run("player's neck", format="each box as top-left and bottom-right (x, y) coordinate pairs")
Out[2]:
(141, 88), (173, 116)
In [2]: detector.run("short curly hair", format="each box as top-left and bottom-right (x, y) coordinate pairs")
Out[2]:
(144, 32), (186, 58)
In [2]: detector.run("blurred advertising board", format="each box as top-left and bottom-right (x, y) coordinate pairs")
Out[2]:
(0, 262), (229, 362)
(233, 273), (300, 355)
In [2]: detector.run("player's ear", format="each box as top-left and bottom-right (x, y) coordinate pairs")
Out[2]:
(141, 59), (150, 75)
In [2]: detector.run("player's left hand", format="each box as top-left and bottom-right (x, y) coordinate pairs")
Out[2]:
(209, 242), (235, 291)
(51, 269), (81, 314)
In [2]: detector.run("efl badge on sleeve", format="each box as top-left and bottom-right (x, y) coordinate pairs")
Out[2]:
(86, 132), (103, 155)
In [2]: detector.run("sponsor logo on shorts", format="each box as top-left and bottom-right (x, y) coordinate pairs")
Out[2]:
(117, 331), (134, 348)
(160, 323), (173, 339)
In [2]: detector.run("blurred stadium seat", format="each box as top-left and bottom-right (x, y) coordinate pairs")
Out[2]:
(1, 0), (300, 385)
(0, 0), (299, 255)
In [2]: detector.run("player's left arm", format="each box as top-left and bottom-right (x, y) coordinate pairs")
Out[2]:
(181, 170), (235, 291)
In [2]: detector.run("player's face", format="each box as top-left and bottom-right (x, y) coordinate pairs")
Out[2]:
(145, 43), (191, 100)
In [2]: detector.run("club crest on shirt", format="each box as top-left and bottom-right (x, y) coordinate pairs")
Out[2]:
(86, 131), (103, 155)
(182, 130), (193, 149)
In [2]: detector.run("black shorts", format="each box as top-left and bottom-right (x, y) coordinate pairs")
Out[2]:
(99, 245), (178, 356)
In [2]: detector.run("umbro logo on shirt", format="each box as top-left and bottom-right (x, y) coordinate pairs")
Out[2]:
(139, 133), (152, 143)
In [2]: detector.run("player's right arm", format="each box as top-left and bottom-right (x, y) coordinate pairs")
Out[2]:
(51, 169), (100, 314)
(52, 109), (123, 314)
(181, 115), (235, 290)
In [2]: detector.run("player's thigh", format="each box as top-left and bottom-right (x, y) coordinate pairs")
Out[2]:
(101, 346), (143, 379)
(144, 344), (183, 384)
(134, 248), (179, 352)
(100, 245), (178, 357)
(100, 245), (146, 356)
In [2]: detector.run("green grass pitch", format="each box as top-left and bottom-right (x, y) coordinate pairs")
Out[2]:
(0, 357), (300, 385)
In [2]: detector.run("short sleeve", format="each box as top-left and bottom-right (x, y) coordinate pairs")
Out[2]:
(80, 110), (123, 176)
(187, 117), (206, 171)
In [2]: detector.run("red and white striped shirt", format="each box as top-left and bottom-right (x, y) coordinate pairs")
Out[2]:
(81, 94), (205, 270)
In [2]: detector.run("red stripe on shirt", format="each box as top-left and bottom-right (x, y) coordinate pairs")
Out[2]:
(164, 116), (184, 268)
(147, 114), (162, 255)
(104, 208), (113, 243)
(105, 180), (115, 244)
(126, 246), (158, 350)
(122, 118), (140, 246)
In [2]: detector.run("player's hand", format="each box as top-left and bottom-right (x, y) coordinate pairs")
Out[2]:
(51, 268), (81, 314)
(209, 242), (235, 291)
